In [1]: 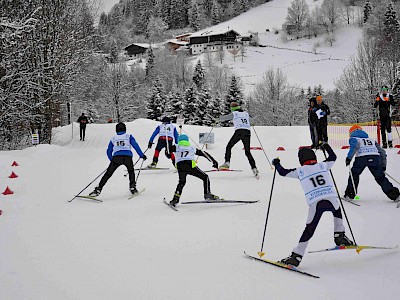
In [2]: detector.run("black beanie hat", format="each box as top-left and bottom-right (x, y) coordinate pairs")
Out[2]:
(116, 122), (126, 133)
(298, 148), (317, 165)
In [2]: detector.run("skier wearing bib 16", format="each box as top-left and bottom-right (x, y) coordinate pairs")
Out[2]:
(147, 116), (179, 168)
(168, 134), (219, 207)
(89, 122), (147, 197)
(271, 143), (353, 267)
(343, 125), (400, 203)
(219, 102), (259, 177)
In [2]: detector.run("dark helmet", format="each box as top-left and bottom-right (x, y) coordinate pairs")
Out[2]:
(298, 148), (317, 165)
(116, 122), (126, 133)
(161, 116), (171, 123)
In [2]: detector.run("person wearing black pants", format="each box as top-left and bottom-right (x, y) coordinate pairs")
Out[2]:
(374, 85), (396, 148)
(168, 134), (219, 207)
(308, 97), (318, 148)
(89, 122), (147, 197)
(219, 102), (258, 176)
(77, 113), (88, 141)
(314, 95), (330, 145)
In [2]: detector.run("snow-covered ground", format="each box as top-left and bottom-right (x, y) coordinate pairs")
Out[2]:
(1, 119), (399, 299)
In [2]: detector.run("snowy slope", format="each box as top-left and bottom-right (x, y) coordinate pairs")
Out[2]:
(1, 119), (399, 300)
(193, 0), (362, 92)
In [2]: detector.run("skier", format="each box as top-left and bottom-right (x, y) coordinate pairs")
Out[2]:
(343, 125), (400, 203)
(89, 122), (147, 197)
(168, 134), (219, 207)
(308, 97), (318, 148)
(147, 116), (178, 168)
(313, 95), (330, 145)
(77, 112), (88, 141)
(218, 102), (259, 177)
(374, 85), (396, 148)
(272, 143), (353, 267)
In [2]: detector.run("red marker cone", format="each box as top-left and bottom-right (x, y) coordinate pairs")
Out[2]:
(11, 161), (19, 166)
(0, 210), (2, 215)
(2, 186), (14, 195)
(277, 147), (285, 151)
(9, 171), (18, 178)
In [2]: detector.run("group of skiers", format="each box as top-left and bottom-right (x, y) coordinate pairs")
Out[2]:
(85, 90), (399, 268)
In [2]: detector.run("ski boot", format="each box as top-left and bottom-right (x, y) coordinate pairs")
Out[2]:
(343, 187), (355, 201)
(334, 232), (354, 246)
(130, 185), (139, 195)
(280, 252), (302, 267)
(382, 141), (388, 149)
(170, 193), (181, 207)
(252, 168), (259, 178)
(204, 193), (220, 202)
(388, 140), (393, 148)
(89, 186), (102, 197)
(147, 161), (157, 169)
(219, 162), (230, 170)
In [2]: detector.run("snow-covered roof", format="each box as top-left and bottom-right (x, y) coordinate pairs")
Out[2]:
(190, 29), (240, 38)
(166, 39), (189, 46)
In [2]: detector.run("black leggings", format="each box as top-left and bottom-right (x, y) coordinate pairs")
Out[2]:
(175, 161), (210, 195)
(99, 156), (135, 189)
(225, 129), (256, 168)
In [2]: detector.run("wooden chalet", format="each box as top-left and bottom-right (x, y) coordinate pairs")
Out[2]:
(188, 29), (241, 55)
(124, 43), (151, 57)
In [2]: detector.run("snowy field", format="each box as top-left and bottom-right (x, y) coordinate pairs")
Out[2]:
(1, 119), (399, 299)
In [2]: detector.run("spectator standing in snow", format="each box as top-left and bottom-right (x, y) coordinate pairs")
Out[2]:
(313, 95), (330, 146)
(77, 112), (88, 141)
(308, 97), (318, 148)
(374, 85), (396, 148)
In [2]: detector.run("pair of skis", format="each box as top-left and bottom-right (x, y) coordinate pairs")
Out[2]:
(75, 188), (145, 202)
(245, 244), (399, 278)
(163, 198), (259, 211)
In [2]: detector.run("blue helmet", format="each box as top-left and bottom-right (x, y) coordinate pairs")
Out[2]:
(178, 134), (189, 143)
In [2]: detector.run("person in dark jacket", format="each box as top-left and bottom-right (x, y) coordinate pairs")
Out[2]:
(343, 125), (399, 203)
(89, 122), (147, 197)
(313, 95), (330, 145)
(374, 85), (396, 148)
(308, 97), (318, 148)
(77, 113), (89, 141)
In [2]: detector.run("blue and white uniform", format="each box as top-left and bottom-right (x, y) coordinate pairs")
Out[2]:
(275, 145), (346, 257)
(107, 132), (144, 161)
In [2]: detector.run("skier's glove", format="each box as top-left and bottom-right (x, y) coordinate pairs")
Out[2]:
(148, 142), (153, 149)
(165, 150), (171, 159)
(320, 142), (329, 150)
(382, 165), (386, 172)
(272, 158), (280, 166)
(212, 160), (219, 169)
(142, 155), (147, 161)
(312, 107), (317, 112)
(345, 157), (351, 166)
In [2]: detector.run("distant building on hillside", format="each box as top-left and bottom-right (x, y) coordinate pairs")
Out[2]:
(124, 43), (151, 57)
(188, 29), (245, 55)
(165, 33), (192, 52)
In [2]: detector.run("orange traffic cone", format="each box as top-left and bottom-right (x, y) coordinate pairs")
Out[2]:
(11, 161), (19, 166)
(2, 186), (14, 195)
(9, 171), (18, 178)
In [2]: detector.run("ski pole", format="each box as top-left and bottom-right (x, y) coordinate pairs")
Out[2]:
(68, 168), (107, 202)
(251, 125), (272, 169)
(348, 165), (360, 200)
(124, 149), (149, 177)
(196, 124), (215, 162)
(385, 171), (400, 185)
(258, 167), (277, 258)
(180, 126), (215, 163)
(321, 149), (358, 246)
(135, 158), (145, 184)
